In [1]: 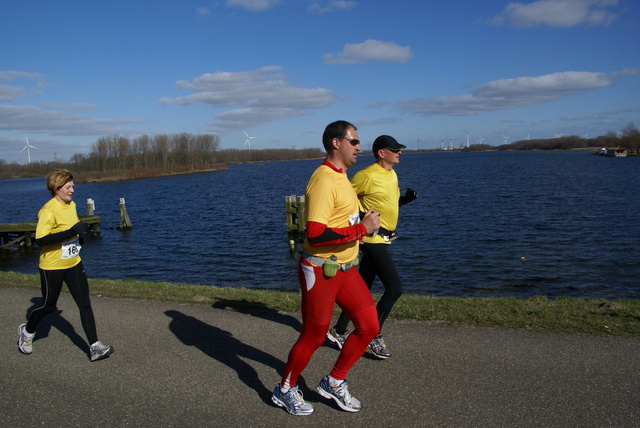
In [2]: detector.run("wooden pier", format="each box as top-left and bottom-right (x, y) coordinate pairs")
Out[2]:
(0, 215), (101, 251)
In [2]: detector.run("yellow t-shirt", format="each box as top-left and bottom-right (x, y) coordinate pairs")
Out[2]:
(36, 198), (82, 270)
(351, 163), (400, 245)
(304, 164), (361, 263)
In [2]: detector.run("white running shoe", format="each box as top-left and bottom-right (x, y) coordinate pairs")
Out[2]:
(18, 324), (34, 355)
(317, 376), (362, 412)
(271, 384), (314, 416)
(326, 328), (349, 349)
(90, 341), (114, 361)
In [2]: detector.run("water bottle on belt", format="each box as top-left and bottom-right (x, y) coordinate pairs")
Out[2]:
(323, 255), (339, 278)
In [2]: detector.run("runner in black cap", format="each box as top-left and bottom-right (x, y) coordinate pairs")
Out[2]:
(328, 135), (417, 359)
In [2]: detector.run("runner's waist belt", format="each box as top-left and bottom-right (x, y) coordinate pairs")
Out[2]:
(376, 227), (398, 241)
(302, 252), (358, 272)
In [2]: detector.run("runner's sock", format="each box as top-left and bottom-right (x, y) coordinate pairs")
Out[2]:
(328, 375), (343, 388)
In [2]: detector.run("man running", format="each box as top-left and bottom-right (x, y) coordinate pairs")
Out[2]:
(328, 135), (417, 358)
(272, 120), (380, 416)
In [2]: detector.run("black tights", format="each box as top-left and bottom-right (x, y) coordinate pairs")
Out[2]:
(334, 243), (403, 334)
(26, 261), (98, 344)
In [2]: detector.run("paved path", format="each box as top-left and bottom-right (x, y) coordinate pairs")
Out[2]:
(1, 287), (639, 427)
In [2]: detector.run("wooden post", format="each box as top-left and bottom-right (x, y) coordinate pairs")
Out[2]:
(285, 195), (306, 233)
(286, 195), (306, 259)
(86, 198), (94, 216)
(118, 198), (132, 230)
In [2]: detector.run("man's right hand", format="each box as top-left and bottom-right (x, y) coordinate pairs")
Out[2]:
(361, 206), (380, 235)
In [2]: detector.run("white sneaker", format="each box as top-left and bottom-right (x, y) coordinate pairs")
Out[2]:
(90, 341), (114, 361)
(18, 324), (34, 355)
(317, 376), (362, 412)
(271, 384), (314, 416)
(326, 328), (349, 349)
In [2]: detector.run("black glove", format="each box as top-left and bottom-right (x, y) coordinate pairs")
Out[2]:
(72, 222), (89, 235)
(399, 188), (417, 206)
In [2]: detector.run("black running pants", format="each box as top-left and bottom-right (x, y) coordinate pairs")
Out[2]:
(335, 242), (403, 334)
(26, 261), (98, 344)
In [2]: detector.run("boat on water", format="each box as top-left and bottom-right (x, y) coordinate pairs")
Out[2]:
(594, 147), (627, 157)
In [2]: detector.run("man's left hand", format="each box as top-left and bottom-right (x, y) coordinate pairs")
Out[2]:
(399, 188), (417, 206)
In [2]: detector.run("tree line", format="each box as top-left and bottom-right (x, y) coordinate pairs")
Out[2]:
(462, 122), (640, 153)
(2, 123), (638, 180)
(0, 133), (324, 181)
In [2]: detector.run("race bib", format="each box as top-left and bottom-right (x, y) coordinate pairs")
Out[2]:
(61, 237), (81, 259)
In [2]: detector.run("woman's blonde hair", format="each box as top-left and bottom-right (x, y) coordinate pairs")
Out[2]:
(46, 169), (74, 197)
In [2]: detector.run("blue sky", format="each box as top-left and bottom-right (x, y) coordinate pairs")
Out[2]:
(1, 0), (639, 164)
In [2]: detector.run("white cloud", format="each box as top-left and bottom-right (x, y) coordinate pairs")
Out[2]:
(324, 39), (413, 65)
(490, 0), (620, 28)
(397, 69), (638, 117)
(196, 7), (211, 16)
(0, 105), (140, 136)
(0, 71), (45, 82)
(0, 84), (25, 102)
(0, 71), (136, 138)
(226, 0), (281, 12)
(355, 117), (401, 127)
(41, 102), (98, 111)
(160, 66), (337, 133)
(0, 71), (46, 101)
(308, 0), (358, 13)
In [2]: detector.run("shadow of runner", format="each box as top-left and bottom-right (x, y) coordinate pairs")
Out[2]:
(165, 309), (294, 405)
(211, 299), (302, 332)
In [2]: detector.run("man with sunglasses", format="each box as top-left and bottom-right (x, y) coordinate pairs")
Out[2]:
(272, 120), (381, 416)
(328, 135), (417, 359)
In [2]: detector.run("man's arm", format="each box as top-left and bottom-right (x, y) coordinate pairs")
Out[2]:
(306, 221), (368, 247)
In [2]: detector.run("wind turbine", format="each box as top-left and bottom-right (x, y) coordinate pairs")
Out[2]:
(244, 130), (256, 150)
(525, 133), (530, 140)
(502, 135), (509, 144)
(583, 132), (589, 139)
(20, 134), (39, 164)
(477, 133), (485, 144)
(415, 135), (421, 150)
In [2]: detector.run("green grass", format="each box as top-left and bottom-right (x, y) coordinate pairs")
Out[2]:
(2, 270), (639, 337)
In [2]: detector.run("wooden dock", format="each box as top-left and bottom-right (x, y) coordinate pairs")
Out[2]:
(0, 215), (101, 250)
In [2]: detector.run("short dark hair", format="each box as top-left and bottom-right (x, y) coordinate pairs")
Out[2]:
(322, 120), (357, 151)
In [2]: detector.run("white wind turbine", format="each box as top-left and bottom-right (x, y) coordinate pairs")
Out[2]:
(477, 133), (485, 144)
(502, 135), (509, 144)
(244, 130), (256, 150)
(20, 134), (39, 164)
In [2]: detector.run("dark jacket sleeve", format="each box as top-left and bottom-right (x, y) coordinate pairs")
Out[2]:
(35, 222), (86, 247)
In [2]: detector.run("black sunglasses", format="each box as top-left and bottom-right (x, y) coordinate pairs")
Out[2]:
(333, 136), (361, 146)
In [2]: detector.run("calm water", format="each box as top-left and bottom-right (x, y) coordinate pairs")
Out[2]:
(1, 151), (639, 300)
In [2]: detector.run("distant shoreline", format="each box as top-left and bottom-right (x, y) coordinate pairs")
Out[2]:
(2, 147), (634, 182)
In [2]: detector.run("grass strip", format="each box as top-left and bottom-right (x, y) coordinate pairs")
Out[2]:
(2, 270), (639, 337)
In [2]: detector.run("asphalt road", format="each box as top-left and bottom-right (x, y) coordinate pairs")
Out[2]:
(1, 286), (639, 427)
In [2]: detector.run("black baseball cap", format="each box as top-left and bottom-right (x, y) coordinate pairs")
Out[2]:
(372, 135), (406, 153)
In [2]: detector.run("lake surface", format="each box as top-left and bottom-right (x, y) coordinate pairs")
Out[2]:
(1, 151), (639, 300)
